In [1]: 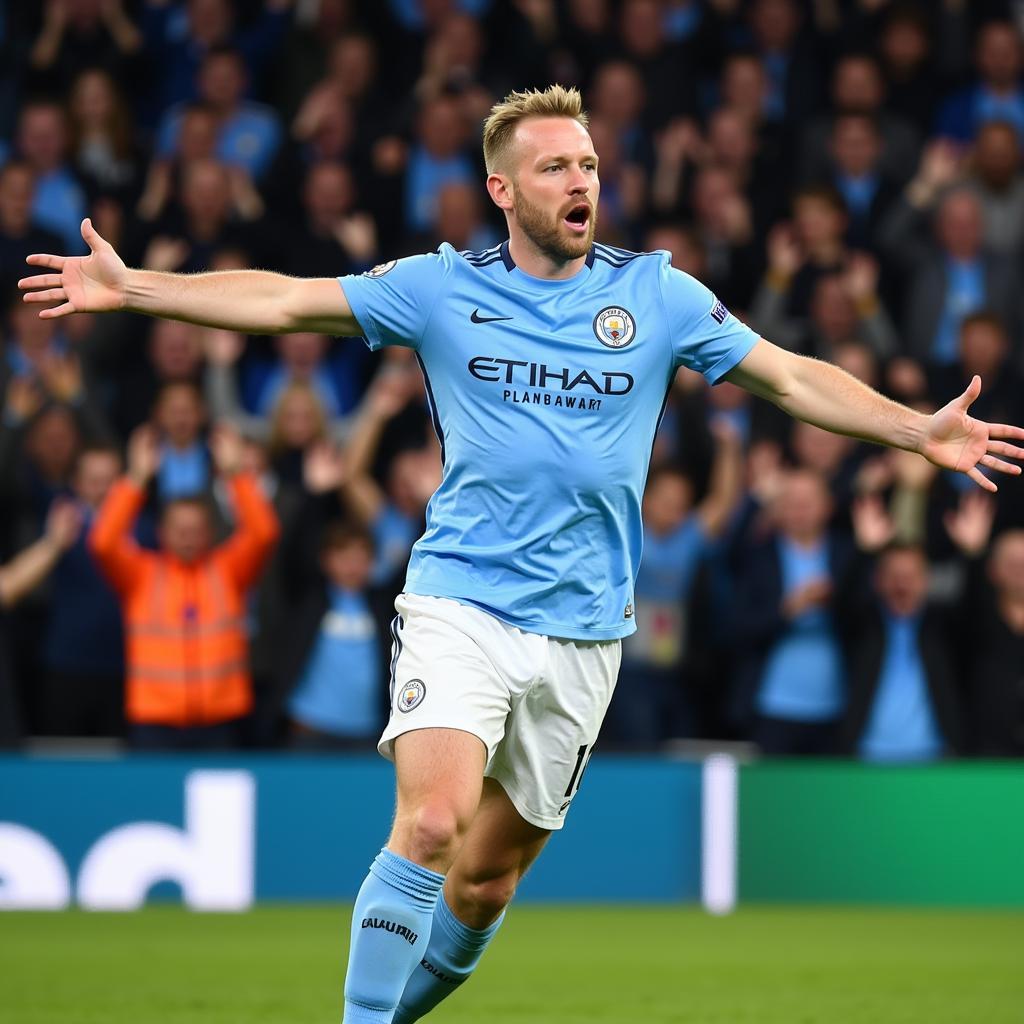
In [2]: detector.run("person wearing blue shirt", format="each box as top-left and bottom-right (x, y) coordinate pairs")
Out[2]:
(935, 21), (1024, 146)
(156, 49), (281, 181)
(837, 502), (962, 761)
(404, 96), (477, 234)
(288, 523), (385, 747)
(22, 85), (1024, 1024)
(736, 468), (851, 754)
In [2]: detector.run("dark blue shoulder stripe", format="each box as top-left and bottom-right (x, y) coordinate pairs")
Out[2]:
(461, 245), (502, 263)
(463, 256), (503, 269)
(593, 243), (643, 265)
(593, 253), (639, 269)
(595, 242), (647, 260)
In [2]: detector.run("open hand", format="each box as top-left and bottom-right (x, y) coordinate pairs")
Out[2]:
(20, 218), (127, 319)
(918, 376), (1024, 492)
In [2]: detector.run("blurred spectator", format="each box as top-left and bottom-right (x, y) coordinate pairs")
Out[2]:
(4, 294), (113, 448)
(67, 68), (141, 207)
(688, 164), (759, 308)
(0, 497), (83, 746)
(735, 468), (852, 755)
(620, 0), (697, 127)
(28, 0), (142, 95)
(936, 20), (1024, 145)
(790, 421), (857, 523)
(89, 423), (279, 750)
(799, 53), (921, 187)
(837, 496), (963, 761)
(97, 317), (204, 439)
(879, 148), (1020, 365)
(826, 114), (901, 252)
(877, 6), (941, 128)
(750, 185), (851, 334)
(37, 445), (125, 737)
(141, 0), (293, 117)
(929, 312), (1024, 427)
(204, 327), (368, 436)
(14, 100), (89, 254)
(589, 61), (651, 167)
(748, 0), (820, 124)
(414, 12), (509, 105)
(157, 47), (282, 181)
(285, 520), (390, 748)
(964, 120), (1024, 256)
(607, 422), (745, 745)
(941, 491), (1024, 755)
(404, 95), (475, 235)
(0, 161), (64, 297)
(133, 156), (263, 272)
(152, 381), (209, 501)
(753, 252), (897, 360)
(4, 404), (83, 528)
(280, 160), (377, 277)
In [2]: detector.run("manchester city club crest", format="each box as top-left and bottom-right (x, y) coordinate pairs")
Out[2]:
(593, 306), (636, 348)
(397, 678), (426, 713)
(365, 260), (397, 278)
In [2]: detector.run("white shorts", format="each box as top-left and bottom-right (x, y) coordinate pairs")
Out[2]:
(378, 593), (622, 830)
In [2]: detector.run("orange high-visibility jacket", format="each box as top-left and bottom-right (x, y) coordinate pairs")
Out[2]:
(89, 473), (280, 726)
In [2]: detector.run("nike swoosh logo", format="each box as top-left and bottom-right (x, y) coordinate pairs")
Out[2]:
(470, 309), (513, 324)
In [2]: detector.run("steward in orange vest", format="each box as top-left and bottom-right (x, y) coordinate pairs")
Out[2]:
(90, 424), (279, 731)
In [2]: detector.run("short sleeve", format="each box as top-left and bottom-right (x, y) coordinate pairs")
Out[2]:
(657, 257), (759, 383)
(337, 248), (451, 351)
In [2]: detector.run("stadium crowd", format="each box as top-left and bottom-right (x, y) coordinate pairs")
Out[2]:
(1, 0), (1023, 759)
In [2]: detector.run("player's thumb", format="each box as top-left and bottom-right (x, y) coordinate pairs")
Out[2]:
(957, 374), (982, 409)
(81, 217), (107, 253)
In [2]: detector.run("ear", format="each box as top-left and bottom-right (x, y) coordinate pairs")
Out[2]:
(486, 172), (514, 212)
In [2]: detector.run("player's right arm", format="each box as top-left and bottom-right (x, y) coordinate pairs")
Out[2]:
(19, 218), (360, 337)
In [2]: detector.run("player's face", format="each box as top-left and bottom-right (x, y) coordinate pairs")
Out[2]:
(510, 118), (600, 262)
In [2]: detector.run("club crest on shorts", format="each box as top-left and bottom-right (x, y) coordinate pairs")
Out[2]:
(397, 678), (426, 713)
(365, 259), (397, 278)
(593, 306), (636, 348)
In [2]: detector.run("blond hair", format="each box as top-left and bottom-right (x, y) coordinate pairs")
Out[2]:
(482, 85), (589, 174)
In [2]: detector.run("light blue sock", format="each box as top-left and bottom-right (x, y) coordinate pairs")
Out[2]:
(342, 849), (445, 1024)
(392, 892), (505, 1024)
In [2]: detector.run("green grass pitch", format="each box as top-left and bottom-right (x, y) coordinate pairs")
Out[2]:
(3, 905), (1021, 1023)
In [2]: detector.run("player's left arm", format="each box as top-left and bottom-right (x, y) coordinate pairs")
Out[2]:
(724, 337), (1024, 492)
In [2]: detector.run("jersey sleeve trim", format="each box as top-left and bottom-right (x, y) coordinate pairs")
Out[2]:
(337, 277), (384, 351)
(704, 330), (760, 385)
(653, 250), (682, 373)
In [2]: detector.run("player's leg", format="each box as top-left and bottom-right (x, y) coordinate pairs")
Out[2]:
(393, 634), (621, 1022)
(344, 594), (525, 1024)
(343, 727), (486, 1024)
(393, 778), (549, 1023)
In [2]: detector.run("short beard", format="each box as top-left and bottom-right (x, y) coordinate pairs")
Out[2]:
(512, 189), (596, 264)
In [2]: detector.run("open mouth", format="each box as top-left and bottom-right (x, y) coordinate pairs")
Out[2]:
(563, 203), (591, 233)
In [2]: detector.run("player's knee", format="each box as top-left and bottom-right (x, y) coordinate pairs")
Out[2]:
(404, 801), (468, 866)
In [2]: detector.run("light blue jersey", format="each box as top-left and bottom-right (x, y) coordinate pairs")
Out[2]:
(339, 241), (758, 640)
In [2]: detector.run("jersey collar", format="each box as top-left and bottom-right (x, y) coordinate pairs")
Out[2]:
(500, 239), (597, 281)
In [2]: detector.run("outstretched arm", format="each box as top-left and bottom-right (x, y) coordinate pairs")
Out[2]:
(725, 338), (1024, 492)
(20, 218), (360, 337)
